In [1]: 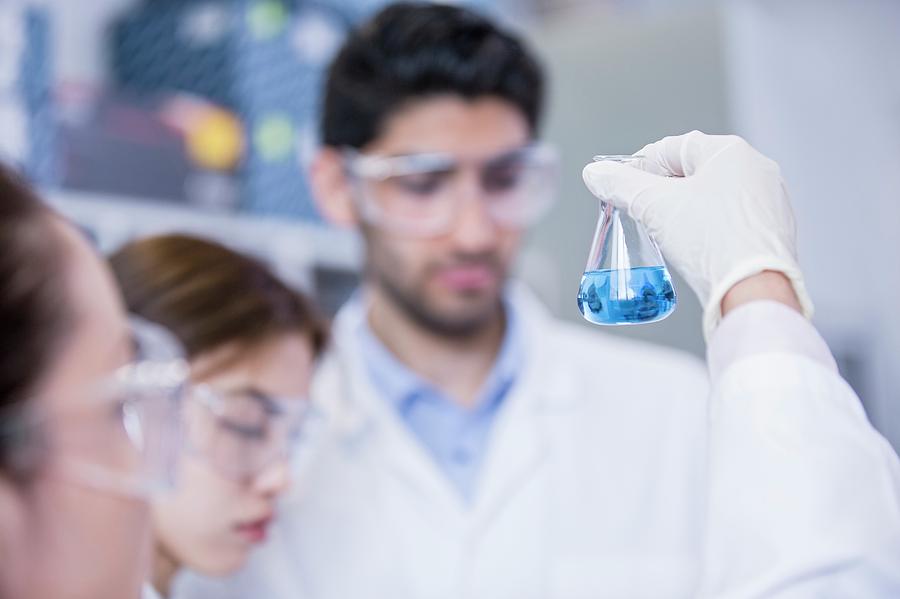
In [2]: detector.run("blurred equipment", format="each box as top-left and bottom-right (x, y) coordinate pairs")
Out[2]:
(57, 87), (242, 211)
(0, 2), (55, 183)
(108, 0), (352, 219)
(160, 94), (245, 172)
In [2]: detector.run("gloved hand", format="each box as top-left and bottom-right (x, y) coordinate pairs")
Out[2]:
(582, 130), (813, 340)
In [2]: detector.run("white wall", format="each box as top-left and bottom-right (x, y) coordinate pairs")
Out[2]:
(723, 0), (900, 450)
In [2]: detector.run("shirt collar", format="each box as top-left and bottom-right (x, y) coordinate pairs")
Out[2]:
(353, 290), (524, 412)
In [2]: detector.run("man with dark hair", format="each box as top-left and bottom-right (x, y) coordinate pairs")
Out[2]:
(176, 3), (900, 598)
(316, 1), (548, 344)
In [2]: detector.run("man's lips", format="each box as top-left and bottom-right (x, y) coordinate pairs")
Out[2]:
(435, 263), (497, 290)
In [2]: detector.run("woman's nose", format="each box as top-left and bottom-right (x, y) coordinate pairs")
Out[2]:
(252, 456), (292, 497)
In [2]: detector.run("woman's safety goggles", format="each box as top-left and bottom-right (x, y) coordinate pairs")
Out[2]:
(0, 318), (188, 498)
(342, 143), (559, 237)
(184, 384), (314, 483)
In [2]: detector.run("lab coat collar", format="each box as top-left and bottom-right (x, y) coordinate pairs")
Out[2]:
(350, 287), (526, 415)
(319, 281), (580, 517)
(328, 281), (574, 420)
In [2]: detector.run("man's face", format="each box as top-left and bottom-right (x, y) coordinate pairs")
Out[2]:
(357, 96), (531, 336)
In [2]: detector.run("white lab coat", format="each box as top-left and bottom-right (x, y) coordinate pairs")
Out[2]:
(175, 285), (900, 599)
(143, 584), (163, 599)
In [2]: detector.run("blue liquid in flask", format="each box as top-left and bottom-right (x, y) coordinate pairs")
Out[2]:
(577, 266), (676, 325)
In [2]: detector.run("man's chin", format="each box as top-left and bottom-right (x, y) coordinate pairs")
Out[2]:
(421, 311), (498, 338)
(418, 294), (504, 337)
(375, 272), (505, 338)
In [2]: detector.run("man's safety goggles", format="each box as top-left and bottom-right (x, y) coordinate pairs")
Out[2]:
(342, 143), (559, 237)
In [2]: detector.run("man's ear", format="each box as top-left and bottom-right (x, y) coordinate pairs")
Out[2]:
(309, 147), (360, 228)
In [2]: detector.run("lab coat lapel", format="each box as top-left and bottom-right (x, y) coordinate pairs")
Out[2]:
(472, 286), (580, 522)
(330, 300), (471, 516)
(327, 284), (578, 523)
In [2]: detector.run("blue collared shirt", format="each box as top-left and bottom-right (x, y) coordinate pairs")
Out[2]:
(355, 296), (523, 502)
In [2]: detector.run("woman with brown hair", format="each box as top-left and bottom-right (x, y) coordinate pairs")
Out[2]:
(108, 234), (326, 598)
(0, 165), (186, 599)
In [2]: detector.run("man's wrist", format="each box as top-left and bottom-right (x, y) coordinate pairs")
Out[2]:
(721, 271), (802, 317)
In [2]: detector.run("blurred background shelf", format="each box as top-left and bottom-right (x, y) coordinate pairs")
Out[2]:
(48, 188), (362, 317)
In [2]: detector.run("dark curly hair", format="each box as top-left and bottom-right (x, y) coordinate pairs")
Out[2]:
(321, 2), (545, 149)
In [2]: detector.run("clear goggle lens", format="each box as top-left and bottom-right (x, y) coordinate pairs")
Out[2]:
(185, 384), (313, 482)
(344, 143), (559, 236)
(4, 317), (189, 498)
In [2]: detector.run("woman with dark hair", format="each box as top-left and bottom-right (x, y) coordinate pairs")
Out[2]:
(108, 234), (326, 598)
(0, 165), (186, 599)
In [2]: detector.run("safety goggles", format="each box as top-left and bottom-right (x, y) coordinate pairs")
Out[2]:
(342, 143), (559, 237)
(0, 318), (188, 498)
(184, 384), (315, 483)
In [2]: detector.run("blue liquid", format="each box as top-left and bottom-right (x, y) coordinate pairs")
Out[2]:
(577, 266), (676, 325)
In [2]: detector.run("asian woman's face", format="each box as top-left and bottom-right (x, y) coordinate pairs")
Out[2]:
(151, 333), (314, 577)
(0, 219), (152, 599)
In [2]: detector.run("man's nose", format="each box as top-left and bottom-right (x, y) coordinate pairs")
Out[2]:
(446, 170), (497, 251)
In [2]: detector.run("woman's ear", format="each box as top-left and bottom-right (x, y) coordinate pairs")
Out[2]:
(309, 148), (360, 228)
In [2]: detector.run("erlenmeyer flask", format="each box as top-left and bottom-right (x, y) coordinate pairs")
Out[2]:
(577, 155), (676, 325)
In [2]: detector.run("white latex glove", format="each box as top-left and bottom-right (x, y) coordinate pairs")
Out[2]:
(582, 130), (814, 340)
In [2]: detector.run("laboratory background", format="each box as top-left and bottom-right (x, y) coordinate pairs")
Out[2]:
(1, 0), (897, 450)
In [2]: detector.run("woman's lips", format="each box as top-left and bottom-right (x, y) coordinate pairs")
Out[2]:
(234, 516), (272, 544)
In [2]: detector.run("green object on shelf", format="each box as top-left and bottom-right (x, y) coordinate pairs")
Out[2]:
(248, 0), (288, 40)
(254, 113), (295, 162)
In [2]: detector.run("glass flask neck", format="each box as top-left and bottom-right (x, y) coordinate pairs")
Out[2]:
(586, 200), (665, 272)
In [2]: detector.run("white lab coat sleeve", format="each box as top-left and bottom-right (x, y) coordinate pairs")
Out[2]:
(698, 302), (900, 597)
(707, 301), (838, 381)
